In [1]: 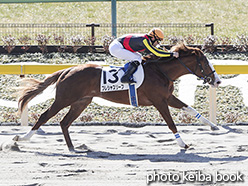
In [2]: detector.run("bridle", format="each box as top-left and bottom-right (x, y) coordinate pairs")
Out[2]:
(152, 55), (216, 84)
(177, 55), (216, 84)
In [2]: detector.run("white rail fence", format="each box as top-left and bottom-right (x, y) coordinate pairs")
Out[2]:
(0, 60), (248, 125)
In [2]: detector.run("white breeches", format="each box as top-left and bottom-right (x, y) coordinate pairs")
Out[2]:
(109, 39), (142, 63)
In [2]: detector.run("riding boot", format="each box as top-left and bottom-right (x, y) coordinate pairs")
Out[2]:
(121, 61), (140, 84)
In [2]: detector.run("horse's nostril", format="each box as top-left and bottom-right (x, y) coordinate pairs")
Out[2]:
(217, 81), (221, 84)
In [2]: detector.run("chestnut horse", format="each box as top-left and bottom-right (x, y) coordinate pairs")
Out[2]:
(13, 44), (221, 151)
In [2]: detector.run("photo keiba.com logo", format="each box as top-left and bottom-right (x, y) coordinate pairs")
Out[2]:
(146, 171), (244, 184)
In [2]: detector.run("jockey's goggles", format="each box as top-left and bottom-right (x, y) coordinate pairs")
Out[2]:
(152, 31), (163, 42)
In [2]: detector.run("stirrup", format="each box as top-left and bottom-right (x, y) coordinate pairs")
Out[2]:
(121, 77), (136, 84)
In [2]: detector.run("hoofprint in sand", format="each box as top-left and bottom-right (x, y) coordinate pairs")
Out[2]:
(0, 125), (248, 186)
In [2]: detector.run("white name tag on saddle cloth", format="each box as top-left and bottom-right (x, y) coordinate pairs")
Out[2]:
(100, 65), (144, 92)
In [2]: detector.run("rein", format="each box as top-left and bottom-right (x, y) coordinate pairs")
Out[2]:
(177, 56), (215, 84)
(148, 55), (215, 83)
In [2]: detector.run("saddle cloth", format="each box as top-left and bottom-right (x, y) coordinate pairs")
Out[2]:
(100, 64), (144, 92)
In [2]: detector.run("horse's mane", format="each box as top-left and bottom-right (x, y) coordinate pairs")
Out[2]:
(170, 43), (202, 56)
(143, 43), (202, 63)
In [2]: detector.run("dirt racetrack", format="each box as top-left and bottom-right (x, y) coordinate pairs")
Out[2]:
(0, 125), (248, 186)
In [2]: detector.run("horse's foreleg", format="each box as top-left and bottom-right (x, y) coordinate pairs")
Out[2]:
(153, 99), (188, 149)
(168, 95), (219, 130)
(60, 98), (92, 152)
(182, 106), (219, 130)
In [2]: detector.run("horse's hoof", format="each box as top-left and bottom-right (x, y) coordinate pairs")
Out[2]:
(68, 147), (76, 152)
(184, 144), (190, 149)
(211, 126), (219, 131)
(12, 135), (20, 141)
(75, 144), (92, 152)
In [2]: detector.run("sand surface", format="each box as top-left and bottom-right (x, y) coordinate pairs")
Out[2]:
(0, 125), (248, 186)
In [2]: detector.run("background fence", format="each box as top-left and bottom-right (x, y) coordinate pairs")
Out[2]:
(0, 22), (214, 45)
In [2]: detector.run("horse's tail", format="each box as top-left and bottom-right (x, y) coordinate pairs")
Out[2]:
(18, 69), (65, 115)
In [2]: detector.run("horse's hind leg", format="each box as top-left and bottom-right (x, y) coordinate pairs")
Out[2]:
(168, 95), (219, 130)
(59, 98), (92, 152)
(13, 100), (68, 142)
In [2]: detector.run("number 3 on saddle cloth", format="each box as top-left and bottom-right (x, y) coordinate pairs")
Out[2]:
(100, 62), (144, 106)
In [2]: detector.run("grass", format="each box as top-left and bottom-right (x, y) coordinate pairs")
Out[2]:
(0, 0), (247, 38)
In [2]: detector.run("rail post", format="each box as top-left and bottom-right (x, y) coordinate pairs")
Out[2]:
(86, 23), (100, 45)
(111, 0), (117, 37)
(21, 106), (28, 126)
(209, 87), (217, 124)
(20, 74), (29, 126)
(205, 23), (214, 35)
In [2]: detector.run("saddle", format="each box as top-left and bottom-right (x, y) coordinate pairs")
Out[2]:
(100, 64), (145, 106)
(100, 64), (144, 92)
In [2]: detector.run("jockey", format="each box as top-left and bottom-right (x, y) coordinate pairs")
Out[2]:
(109, 28), (179, 84)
